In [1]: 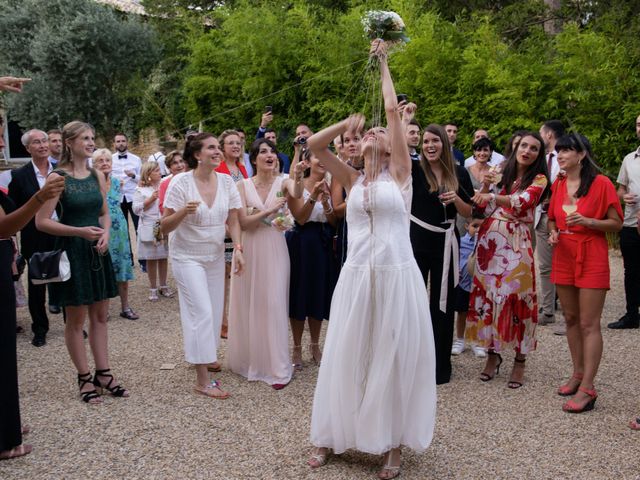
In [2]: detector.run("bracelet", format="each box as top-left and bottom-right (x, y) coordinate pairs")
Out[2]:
(234, 244), (244, 253)
(34, 192), (44, 204)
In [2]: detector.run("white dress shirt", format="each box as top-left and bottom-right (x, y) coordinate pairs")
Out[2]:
(148, 151), (168, 176)
(111, 151), (142, 202)
(31, 160), (57, 220)
(534, 150), (559, 227)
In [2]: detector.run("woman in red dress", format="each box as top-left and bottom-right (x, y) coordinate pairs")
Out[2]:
(548, 133), (623, 413)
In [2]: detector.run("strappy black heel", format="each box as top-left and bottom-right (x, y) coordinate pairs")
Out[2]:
(480, 351), (503, 382)
(78, 372), (102, 404)
(93, 369), (129, 398)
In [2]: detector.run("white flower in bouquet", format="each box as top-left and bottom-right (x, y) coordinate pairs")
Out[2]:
(361, 10), (409, 44)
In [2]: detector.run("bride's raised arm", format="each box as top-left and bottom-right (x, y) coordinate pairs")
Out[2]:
(371, 39), (411, 184)
(307, 115), (364, 194)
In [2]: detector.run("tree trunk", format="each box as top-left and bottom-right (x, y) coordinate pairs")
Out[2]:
(544, 0), (562, 35)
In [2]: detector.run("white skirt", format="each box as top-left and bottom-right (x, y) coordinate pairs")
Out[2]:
(310, 261), (437, 454)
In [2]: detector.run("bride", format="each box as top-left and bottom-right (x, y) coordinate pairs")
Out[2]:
(306, 40), (437, 479)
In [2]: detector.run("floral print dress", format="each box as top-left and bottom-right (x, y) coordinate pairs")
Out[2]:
(466, 174), (547, 354)
(107, 178), (134, 282)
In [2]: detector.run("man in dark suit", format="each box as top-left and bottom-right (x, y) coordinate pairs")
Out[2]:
(8, 129), (57, 347)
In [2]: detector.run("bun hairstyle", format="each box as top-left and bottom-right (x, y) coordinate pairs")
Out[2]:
(59, 120), (94, 168)
(183, 132), (215, 169)
(248, 138), (278, 175)
(555, 133), (598, 198)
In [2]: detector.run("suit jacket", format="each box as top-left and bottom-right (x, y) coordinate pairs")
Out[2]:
(8, 162), (55, 258)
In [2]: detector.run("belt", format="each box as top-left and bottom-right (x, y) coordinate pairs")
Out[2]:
(410, 216), (459, 313)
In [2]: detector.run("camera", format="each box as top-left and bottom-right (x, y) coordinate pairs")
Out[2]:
(294, 136), (307, 146)
(264, 106), (272, 113)
(396, 94), (408, 103)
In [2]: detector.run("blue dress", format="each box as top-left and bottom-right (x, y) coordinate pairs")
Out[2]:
(107, 178), (134, 282)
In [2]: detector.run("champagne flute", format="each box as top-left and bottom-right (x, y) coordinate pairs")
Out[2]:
(438, 185), (448, 222)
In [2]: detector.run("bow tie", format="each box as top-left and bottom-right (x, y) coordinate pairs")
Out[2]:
(118, 154), (127, 159)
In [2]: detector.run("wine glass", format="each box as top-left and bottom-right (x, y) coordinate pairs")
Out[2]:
(438, 185), (448, 222)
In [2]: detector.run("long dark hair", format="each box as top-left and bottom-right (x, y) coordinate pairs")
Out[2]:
(183, 132), (215, 169)
(499, 131), (549, 202)
(555, 133), (598, 198)
(420, 124), (458, 193)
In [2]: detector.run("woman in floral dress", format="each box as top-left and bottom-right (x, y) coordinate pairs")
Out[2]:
(466, 132), (549, 389)
(92, 149), (137, 320)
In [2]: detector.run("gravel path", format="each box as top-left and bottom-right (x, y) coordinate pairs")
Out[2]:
(2, 251), (639, 479)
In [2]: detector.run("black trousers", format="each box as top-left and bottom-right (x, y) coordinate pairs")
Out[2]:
(620, 226), (640, 319)
(26, 256), (49, 337)
(1, 240), (22, 451)
(414, 244), (456, 385)
(120, 199), (139, 266)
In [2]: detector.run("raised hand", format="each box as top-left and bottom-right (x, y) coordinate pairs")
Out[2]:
(369, 39), (388, 59)
(260, 112), (273, 128)
(0, 76), (31, 93)
(39, 175), (65, 201)
(344, 114), (365, 137)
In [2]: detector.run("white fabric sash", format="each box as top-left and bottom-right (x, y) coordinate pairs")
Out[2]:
(410, 215), (459, 313)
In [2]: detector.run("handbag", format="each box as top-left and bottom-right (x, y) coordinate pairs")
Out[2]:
(138, 222), (155, 242)
(28, 249), (71, 284)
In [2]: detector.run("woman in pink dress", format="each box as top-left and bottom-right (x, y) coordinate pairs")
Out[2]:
(466, 132), (549, 389)
(227, 138), (303, 389)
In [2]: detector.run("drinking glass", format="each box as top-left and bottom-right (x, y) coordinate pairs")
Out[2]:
(438, 185), (448, 222)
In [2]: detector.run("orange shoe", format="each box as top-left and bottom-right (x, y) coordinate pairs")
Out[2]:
(557, 372), (583, 396)
(563, 386), (597, 413)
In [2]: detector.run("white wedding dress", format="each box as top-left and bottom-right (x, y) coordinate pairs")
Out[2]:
(310, 171), (437, 455)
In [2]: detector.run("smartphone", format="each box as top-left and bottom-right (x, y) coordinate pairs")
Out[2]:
(396, 94), (408, 103)
(264, 106), (273, 113)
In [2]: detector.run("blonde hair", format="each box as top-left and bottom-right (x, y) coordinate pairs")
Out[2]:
(91, 148), (112, 164)
(60, 121), (94, 169)
(139, 161), (160, 187)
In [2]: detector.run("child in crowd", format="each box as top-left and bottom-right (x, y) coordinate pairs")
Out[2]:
(451, 213), (486, 357)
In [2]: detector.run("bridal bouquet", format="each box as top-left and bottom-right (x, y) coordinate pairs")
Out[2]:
(361, 10), (409, 44)
(271, 210), (295, 232)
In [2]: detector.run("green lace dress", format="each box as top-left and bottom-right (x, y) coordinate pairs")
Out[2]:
(49, 171), (118, 307)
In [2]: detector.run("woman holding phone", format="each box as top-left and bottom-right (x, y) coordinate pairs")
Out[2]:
(162, 133), (244, 399)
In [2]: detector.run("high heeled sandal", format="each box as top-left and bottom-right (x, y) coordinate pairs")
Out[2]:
(480, 351), (503, 381)
(557, 372), (584, 396)
(93, 369), (129, 398)
(563, 386), (597, 413)
(307, 447), (332, 468)
(507, 357), (526, 389)
(291, 345), (303, 371)
(379, 450), (402, 479)
(309, 343), (322, 366)
(78, 372), (102, 404)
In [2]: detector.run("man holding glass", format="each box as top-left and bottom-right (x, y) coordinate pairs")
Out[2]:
(608, 115), (640, 330)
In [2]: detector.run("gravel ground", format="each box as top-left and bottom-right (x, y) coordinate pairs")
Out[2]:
(2, 251), (639, 480)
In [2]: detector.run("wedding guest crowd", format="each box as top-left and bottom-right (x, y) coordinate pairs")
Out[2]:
(3, 60), (639, 475)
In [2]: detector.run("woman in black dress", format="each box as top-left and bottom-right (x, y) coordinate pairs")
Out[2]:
(0, 175), (64, 460)
(410, 124), (474, 384)
(286, 147), (338, 368)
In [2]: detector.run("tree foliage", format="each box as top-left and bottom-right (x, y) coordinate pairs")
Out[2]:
(0, 0), (160, 137)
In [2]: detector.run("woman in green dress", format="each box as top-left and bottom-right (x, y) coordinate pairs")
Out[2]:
(36, 121), (127, 404)
(92, 148), (138, 320)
